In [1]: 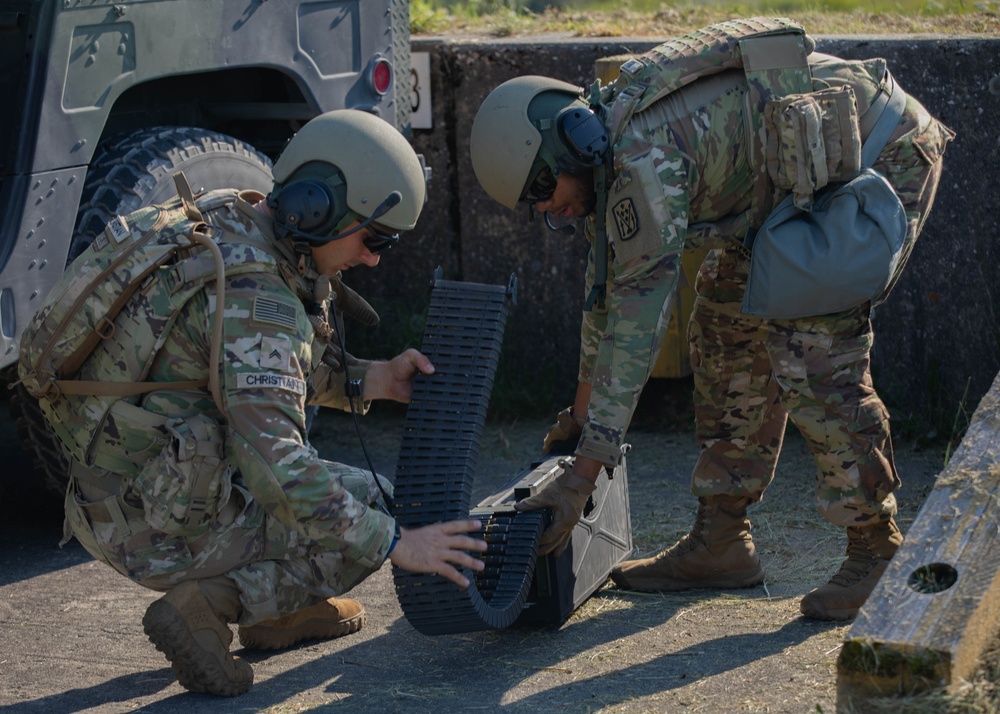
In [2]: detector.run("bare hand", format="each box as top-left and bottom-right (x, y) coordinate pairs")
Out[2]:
(388, 519), (487, 589)
(363, 348), (434, 402)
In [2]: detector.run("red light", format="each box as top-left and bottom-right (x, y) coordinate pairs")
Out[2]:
(371, 58), (392, 96)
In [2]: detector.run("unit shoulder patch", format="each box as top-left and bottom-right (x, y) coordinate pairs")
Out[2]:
(613, 198), (640, 241)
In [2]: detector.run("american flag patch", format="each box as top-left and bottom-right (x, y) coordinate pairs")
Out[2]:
(253, 297), (298, 330)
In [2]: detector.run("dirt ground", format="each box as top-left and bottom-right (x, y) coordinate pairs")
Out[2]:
(0, 393), (948, 713)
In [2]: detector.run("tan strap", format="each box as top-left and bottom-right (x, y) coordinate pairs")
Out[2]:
(36, 209), (174, 386)
(186, 225), (227, 415)
(738, 32), (813, 229)
(50, 377), (208, 397)
(173, 171), (205, 223)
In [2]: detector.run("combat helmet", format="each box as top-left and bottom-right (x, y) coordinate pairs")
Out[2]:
(470, 76), (609, 210)
(268, 109), (426, 247)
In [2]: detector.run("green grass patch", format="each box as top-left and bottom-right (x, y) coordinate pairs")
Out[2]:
(411, 0), (1000, 36)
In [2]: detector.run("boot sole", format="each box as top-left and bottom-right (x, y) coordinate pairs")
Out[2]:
(238, 610), (366, 651)
(611, 566), (765, 593)
(799, 601), (859, 621)
(143, 599), (253, 696)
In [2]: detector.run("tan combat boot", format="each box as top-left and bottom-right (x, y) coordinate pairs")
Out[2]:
(611, 495), (765, 592)
(142, 578), (253, 696)
(238, 598), (366, 650)
(800, 518), (903, 621)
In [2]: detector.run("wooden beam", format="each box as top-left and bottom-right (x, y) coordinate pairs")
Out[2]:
(837, 370), (1000, 711)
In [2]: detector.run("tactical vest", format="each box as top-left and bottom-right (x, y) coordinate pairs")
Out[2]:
(18, 178), (284, 475)
(598, 17), (818, 237)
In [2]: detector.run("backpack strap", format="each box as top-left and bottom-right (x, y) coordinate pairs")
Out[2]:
(738, 32), (814, 229)
(860, 70), (905, 168)
(173, 171), (205, 223)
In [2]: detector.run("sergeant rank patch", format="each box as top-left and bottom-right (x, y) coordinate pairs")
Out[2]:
(613, 198), (639, 241)
(259, 335), (293, 372)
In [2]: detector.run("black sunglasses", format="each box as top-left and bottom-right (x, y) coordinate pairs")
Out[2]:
(363, 224), (399, 254)
(521, 165), (557, 204)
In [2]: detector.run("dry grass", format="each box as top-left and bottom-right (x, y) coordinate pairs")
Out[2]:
(412, 4), (1000, 37)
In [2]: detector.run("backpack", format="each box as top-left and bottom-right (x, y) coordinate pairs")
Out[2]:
(17, 174), (278, 469)
(740, 81), (908, 318)
(599, 17), (906, 318)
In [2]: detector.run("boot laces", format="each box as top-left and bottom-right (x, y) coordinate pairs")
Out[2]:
(661, 508), (708, 558)
(829, 533), (878, 587)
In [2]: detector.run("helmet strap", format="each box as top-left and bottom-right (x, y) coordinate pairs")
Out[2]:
(585, 159), (609, 312)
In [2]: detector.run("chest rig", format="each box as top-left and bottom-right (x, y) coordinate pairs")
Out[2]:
(590, 17), (816, 282)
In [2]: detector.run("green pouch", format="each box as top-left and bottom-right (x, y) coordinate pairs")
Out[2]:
(764, 86), (862, 211)
(132, 413), (231, 538)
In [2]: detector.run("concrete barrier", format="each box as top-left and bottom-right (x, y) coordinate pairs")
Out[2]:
(347, 34), (1000, 430)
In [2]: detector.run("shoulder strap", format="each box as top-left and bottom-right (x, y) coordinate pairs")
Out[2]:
(860, 71), (905, 168)
(738, 32), (813, 229)
(173, 171), (205, 223)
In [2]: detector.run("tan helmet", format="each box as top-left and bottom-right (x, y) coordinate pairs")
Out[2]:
(269, 109), (425, 238)
(470, 76), (588, 210)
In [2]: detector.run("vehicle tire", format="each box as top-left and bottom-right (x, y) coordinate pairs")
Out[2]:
(7, 378), (70, 499)
(10, 126), (273, 497)
(69, 126), (273, 261)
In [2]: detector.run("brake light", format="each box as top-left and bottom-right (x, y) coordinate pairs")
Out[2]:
(369, 57), (393, 96)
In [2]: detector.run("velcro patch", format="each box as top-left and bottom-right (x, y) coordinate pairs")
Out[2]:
(106, 215), (131, 245)
(260, 335), (293, 372)
(253, 297), (298, 330)
(235, 372), (306, 395)
(613, 198), (640, 241)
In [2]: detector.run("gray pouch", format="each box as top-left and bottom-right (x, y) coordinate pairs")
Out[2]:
(742, 168), (906, 319)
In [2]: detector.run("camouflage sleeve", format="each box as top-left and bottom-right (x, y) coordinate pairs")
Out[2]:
(576, 140), (690, 466)
(308, 344), (375, 412)
(577, 222), (606, 385)
(215, 273), (393, 569)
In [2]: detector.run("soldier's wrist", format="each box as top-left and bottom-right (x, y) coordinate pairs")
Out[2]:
(385, 523), (402, 561)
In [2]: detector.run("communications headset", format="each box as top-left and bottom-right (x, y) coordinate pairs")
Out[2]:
(268, 172), (403, 514)
(533, 91), (612, 311)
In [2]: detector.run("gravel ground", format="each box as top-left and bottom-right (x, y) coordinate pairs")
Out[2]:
(0, 396), (948, 713)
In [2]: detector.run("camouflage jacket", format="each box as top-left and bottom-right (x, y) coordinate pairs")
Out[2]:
(81, 191), (394, 569)
(574, 52), (954, 466)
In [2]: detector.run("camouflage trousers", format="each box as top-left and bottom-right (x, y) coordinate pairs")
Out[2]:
(64, 459), (392, 625)
(688, 290), (898, 525)
(687, 118), (948, 526)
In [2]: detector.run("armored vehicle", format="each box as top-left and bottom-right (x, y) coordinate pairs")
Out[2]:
(1, 0), (415, 494)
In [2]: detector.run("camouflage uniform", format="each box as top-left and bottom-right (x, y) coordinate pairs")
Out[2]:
(577, 53), (953, 526)
(60, 190), (395, 625)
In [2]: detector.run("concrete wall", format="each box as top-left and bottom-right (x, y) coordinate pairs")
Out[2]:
(348, 34), (1000, 430)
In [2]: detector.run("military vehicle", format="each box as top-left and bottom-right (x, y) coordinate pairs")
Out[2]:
(1, 0), (416, 494)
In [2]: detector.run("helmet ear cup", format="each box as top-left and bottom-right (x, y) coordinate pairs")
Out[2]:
(557, 106), (609, 166)
(271, 180), (342, 233)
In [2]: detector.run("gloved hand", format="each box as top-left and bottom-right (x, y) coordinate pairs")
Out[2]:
(514, 459), (596, 557)
(542, 407), (586, 455)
